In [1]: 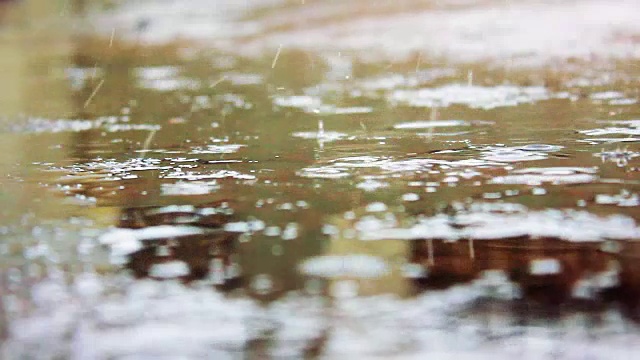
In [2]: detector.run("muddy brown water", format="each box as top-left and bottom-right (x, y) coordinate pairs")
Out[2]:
(1, 1), (640, 358)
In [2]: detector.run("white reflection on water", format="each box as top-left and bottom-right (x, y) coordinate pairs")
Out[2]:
(6, 270), (640, 358)
(299, 254), (389, 279)
(353, 203), (640, 242)
(394, 120), (470, 129)
(490, 167), (598, 185)
(390, 84), (550, 110)
(580, 120), (640, 137)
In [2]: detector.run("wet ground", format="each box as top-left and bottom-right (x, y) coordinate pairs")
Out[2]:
(1, 0), (640, 358)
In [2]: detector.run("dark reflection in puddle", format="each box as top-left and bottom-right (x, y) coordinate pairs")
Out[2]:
(409, 238), (609, 301)
(116, 202), (241, 287)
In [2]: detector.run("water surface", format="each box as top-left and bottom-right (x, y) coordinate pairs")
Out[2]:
(1, 1), (640, 358)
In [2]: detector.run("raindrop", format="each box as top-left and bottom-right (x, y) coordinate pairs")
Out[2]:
(271, 244), (284, 256)
(305, 278), (323, 295)
(77, 238), (95, 257)
(207, 258), (225, 285)
(252, 274), (274, 295)
(518, 144), (563, 152)
(149, 261), (189, 279)
(27, 263), (42, 279)
(322, 224), (339, 236)
(282, 223), (299, 240)
(239, 233), (251, 243)
(529, 258), (562, 275)
(401, 263), (428, 278)
(357, 179), (388, 192)
(482, 192), (502, 200)
(264, 226), (282, 237)
(4, 294), (20, 314)
(532, 188), (547, 195)
(276, 203), (294, 211)
(155, 245), (171, 257)
(331, 280), (358, 299)
(600, 241), (622, 254)
(402, 193), (420, 202)
(504, 189), (519, 196)
(393, 120), (469, 129)
(7, 268), (22, 288)
(366, 202), (388, 212)
(295, 200), (310, 209)
(482, 148), (547, 162)
(248, 218), (266, 232)
(343, 229), (357, 239)
(226, 261), (241, 279)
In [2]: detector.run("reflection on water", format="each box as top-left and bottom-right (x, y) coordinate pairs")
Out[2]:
(2, 0), (640, 358)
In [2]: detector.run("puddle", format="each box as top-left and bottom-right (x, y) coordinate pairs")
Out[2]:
(2, 0), (640, 358)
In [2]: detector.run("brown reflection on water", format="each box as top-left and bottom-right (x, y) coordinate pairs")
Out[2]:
(109, 195), (331, 301)
(612, 242), (640, 318)
(408, 237), (640, 308)
(120, 201), (242, 288)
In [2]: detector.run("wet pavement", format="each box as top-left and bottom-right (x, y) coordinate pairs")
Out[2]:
(1, 0), (640, 358)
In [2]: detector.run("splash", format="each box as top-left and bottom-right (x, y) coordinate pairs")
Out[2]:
(352, 203), (640, 242)
(490, 167), (598, 185)
(390, 84), (550, 109)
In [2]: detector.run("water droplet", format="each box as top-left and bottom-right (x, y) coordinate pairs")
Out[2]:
(149, 260), (190, 279)
(252, 274), (274, 295)
(295, 200), (310, 209)
(282, 223), (299, 240)
(239, 233), (251, 243)
(518, 144), (563, 152)
(207, 258), (225, 284)
(402, 193), (420, 202)
(331, 280), (359, 299)
(529, 258), (562, 275)
(401, 263), (428, 278)
(600, 241), (622, 254)
(264, 226), (282, 237)
(225, 261), (241, 279)
(366, 202), (388, 212)
(531, 187), (547, 195)
(305, 278), (324, 295)
(271, 244), (284, 256)
(155, 245), (171, 257)
(482, 192), (501, 199)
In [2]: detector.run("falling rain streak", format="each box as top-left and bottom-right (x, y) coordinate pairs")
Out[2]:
(83, 79), (104, 108)
(271, 45), (283, 69)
